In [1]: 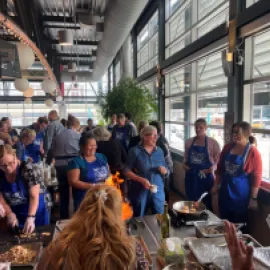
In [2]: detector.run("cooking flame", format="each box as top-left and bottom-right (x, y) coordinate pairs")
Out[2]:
(105, 172), (133, 220)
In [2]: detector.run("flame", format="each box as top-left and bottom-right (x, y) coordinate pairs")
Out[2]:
(105, 172), (133, 221)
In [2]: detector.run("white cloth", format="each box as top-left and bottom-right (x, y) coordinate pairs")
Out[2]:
(23, 217), (35, 234)
(0, 203), (5, 218)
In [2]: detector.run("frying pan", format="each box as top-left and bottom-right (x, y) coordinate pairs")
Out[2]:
(173, 201), (206, 216)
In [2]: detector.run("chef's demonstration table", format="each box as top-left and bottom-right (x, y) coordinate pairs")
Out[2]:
(130, 210), (220, 269)
(0, 225), (54, 270)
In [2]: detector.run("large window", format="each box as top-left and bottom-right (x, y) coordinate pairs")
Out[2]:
(244, 29), (270, 181)
(0, 82), (45, 96)
(140, 78), (158, 120)
(137, 12), (159, 76)
(165, 50), (227, 152)
(246, 0), (260, 8)
(165, 0), (229, 58)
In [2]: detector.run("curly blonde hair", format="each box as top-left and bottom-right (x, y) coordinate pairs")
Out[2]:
(42, 185), (135, 270)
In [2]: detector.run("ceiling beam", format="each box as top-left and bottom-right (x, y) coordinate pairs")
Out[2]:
(42, 16), (75, 24)
(43, 25), (80, 29)
(60, 60), (93, 65)
(51, 40), (99, 46)
(57, 53), (92, 58)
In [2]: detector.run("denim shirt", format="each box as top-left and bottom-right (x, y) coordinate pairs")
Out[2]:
(124, 145), (169, 185)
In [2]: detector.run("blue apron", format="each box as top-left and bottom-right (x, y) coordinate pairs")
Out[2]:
(128, 147), (165, 217)
(73, 157), (109, 211)
(1, 168), (49, 228)
(26, 143), (41, 164)
(219, 143), (251, 223)
(115, 126), (128, 152)
(185, 136), (213, 209)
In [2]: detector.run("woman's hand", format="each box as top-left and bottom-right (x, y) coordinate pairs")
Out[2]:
(7, 212), (18, 228)
(158, 166), (167, 176)
(224, 221), (255, 270)
(248, 198), (258, 210)
(27, 157), (33, 163)
(140, 178), (151, 190)
(0, 203), (5, 218)
(23, 217), (35, 234)
(183, 164), (191, 171)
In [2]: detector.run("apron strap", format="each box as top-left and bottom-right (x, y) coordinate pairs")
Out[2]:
(242, 143), (251, 165)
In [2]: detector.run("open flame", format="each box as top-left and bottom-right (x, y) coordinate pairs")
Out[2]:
(105, 172), (133, 221)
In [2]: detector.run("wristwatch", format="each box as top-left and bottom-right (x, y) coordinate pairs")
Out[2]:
(27, 215), (36, 218)
(250, 197), (257, 201)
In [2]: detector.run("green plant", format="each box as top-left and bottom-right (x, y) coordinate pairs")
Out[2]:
(101, 78), (158, 125)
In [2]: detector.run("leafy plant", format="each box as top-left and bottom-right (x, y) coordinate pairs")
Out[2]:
(100, 78), (157, 125)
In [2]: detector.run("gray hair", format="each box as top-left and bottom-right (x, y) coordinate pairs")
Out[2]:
(92, 126), (112, 141)
(140, 125), (157, 139)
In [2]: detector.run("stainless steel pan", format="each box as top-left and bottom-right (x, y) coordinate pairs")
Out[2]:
(173, 201), (206, 215)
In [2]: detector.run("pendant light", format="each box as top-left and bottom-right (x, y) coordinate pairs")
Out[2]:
(58, 1), (73, 46)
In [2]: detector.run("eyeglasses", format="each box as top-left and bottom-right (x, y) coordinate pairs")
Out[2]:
(145, 133), (157, 137)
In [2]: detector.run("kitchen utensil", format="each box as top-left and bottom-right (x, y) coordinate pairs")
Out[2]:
(173, 201), (206, 216)
(197, 192), (208, 204)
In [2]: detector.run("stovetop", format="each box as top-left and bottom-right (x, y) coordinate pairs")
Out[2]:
(169, 209), (209, 227)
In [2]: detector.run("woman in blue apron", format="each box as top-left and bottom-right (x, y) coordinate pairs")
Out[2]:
(26, 130), (43, 164)
(0, 144), (50, 234)
(67, 134), (109, 211)
(184, 119), (220, 209)
(124, 125), (168, 217)
(212, 122), (262, 223)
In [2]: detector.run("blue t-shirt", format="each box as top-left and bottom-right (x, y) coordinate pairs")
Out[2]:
(26, 143), (41, 164)
(67, 153), (109, 210)
(34, 131), (44, 146)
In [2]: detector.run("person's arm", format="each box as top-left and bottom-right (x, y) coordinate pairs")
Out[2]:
(28, 185), (40, 216)
(50, 136), (56, 158)
(0, 192), (13, 216)
(45, 125), (54, 152)
(247, 148), (262, 209)
(67, 169), (94, 190)
(124, 148), (151, 189)
(40, 141), (44, 155)
(183, 139), (191, 171)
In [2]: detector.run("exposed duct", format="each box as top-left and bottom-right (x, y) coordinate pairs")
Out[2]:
(91, 0), (149, 81)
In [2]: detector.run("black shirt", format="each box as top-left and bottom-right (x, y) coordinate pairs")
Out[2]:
(96, 139), (127, 173)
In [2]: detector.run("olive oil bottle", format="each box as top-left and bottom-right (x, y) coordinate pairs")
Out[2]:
(161, 202), (170, 239)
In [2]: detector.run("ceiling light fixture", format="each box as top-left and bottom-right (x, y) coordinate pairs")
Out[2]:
(59, 30), (73, 46)
(58, 1), (73, 46)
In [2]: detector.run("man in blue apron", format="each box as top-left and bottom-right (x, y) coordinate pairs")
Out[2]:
(184, 136), (214, 209)
(218, 143), (251, 223)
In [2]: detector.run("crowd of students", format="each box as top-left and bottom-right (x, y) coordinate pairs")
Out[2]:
(0, 112), (267, 270)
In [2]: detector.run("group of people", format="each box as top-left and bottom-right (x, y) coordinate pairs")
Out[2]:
(0, 111), (264, 270)
(184, 118), (262, 223)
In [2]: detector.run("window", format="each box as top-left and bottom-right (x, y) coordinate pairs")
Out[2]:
(140, 78), (158, 120)
(244, 29), (270, 182)
(246, 0), (260, 8)
(165, 50), (227, 152)
(0, 82), (45, 96)
(109, 65), (114, 90)
(137, 12), (159, 76)
(115, 61), (121, 85)
(165, 0), (229, 58)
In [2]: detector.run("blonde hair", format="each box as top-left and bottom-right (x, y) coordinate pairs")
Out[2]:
(21, 128), (36, 139)
(138, 120), (148, 133)
(0, 144), (16, 159)
(44, 185), (135, 270)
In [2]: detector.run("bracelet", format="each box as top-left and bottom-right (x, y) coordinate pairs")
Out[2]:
(250, 197), (257, 201)
(27, 215), (36, 218)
